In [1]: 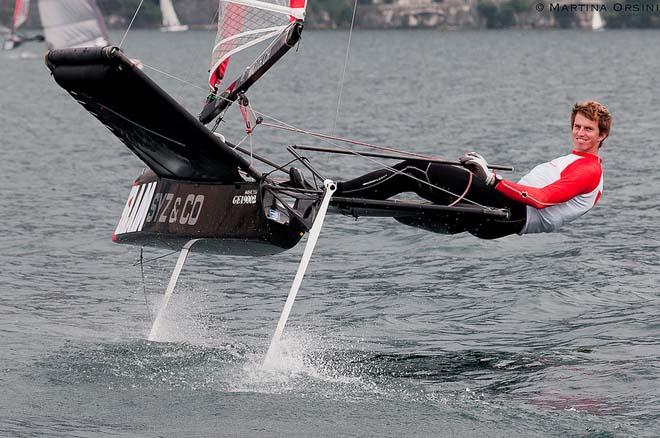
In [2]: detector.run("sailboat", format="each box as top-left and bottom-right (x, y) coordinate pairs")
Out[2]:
(591, 10), (605, 31)
(3, 0), (109, 51)
(160, 0), (189, 32)
(37, 0), (110, 49)
(44, 0), (510, 340)
(3, 0), (44, 51)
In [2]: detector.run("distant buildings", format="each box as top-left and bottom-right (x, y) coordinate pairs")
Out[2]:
(375, 0), (477, 29)
(308, 0), (610, 30)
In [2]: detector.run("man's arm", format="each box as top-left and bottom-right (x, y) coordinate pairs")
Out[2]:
(495, 159), (601, 209)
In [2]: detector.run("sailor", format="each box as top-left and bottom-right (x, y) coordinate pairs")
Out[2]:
(335, 101), (610, 239)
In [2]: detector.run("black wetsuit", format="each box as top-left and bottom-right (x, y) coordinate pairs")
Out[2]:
(336, 160), (527, 239)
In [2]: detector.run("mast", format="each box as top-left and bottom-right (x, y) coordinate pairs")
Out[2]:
(160, 0), (189, 32)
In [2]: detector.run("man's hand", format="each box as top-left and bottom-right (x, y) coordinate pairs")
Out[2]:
(459, 152), (497, 187)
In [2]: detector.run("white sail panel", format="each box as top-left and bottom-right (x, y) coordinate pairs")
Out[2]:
(591, 10), (604, 31)
(208, 0), (307, 89)
(37, 0), (109, 49)
(160, 0), (188, 31)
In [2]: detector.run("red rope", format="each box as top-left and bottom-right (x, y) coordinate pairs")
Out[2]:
(239, 100), (253, 135)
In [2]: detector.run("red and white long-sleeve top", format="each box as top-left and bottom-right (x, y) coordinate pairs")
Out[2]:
(495, 151), (603, 234)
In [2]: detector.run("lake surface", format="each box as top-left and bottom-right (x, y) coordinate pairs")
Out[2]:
(1, 29), (659, 437)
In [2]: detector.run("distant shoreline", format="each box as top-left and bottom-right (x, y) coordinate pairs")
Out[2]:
(3, 0), (660, 31)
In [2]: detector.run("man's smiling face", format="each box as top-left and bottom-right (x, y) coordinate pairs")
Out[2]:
(572, 112), (606, 155)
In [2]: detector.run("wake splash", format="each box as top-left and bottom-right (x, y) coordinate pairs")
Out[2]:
(227, 329), (390, 400)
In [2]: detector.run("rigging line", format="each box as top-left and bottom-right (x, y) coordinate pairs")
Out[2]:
(118, 7), (218, 95)
(232, 133), (250, 149)
(210, 6), (220, 26)
(260, 121), (436, 161)
(118, 0), (145, 49)
(141, 63), (208, 92)
(360, 160), (490, 208)
(139, 248), (153, 321)
(261, 157), (308, 178)
(132, 250), (180, 266)
(340, 158), (485, 208)
(332, 0), (359, 135)
(253, 117), (487, 206)
(220, 106), (498, 208)
(257, 122), (506, 204)
(253, 113), (490, 208)
(248, 132), (254, 165)
(99, 104), (187, 149)
(240, 99), (260, 165)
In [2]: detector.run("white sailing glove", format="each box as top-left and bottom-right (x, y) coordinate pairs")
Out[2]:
(459, 152), (497, 187)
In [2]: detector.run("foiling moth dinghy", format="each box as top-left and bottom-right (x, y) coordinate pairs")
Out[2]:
(45, 42), (336, 340)
(45, 0), (511, 343)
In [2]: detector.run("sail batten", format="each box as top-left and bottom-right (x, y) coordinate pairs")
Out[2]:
(223, 0), (305, 19)
(210, 26), (286, 79)
(214, 25), (288, 50)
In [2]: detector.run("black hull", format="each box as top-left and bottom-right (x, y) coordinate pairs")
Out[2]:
(112, 171), (308, 256)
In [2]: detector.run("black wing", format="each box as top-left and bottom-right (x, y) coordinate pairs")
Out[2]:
(46, 46), (260, 183)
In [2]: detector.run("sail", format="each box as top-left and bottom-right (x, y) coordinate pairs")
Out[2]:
(208, 0), (307, 90)
(12, 0), (30, 31)
(37, 0), (109, 49)
(591, 10), (604, 31)
(160, 0), (188, 31)
(3, 0), (31, 50)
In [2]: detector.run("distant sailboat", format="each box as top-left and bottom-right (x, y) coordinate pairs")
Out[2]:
(591, 10), (605, 31)
(37, 0), (110, 49)
(160, 0), (189, 32)
(3, 0), (44, 51)
(40, 0), (142, 67)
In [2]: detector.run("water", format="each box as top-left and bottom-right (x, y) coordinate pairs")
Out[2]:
(1, 29), (659, 436)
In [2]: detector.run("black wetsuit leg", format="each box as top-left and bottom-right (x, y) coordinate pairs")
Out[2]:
(336, 160), (527, 239)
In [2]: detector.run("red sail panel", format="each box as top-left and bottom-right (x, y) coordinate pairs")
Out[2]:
(13, 0), (30, 31)
(209, 58), (229, 90)
(209, 3), (247, 89)
(289, 0), (305, 22)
